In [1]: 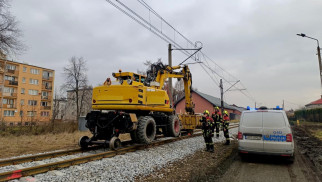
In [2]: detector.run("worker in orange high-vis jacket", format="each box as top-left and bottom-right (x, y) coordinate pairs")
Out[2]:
(201, 110), (215, 152)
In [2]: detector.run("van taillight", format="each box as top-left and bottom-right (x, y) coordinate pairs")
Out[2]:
(238, 132), (243, 140)
(286, 133), (292, 142)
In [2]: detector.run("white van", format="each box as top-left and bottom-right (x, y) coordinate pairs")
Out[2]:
(238, 107), (294, 160)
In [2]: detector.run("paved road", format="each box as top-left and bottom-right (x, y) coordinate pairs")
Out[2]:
(218, 144), (321, 182)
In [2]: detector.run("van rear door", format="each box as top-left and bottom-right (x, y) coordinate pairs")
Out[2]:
(262, 112), (290, 153)
(239, 112), (263, 152)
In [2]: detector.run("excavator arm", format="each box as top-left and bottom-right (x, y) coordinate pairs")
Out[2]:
(153, 64), (194, 114)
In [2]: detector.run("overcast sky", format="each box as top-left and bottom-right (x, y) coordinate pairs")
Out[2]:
(8, 0), (322, 110)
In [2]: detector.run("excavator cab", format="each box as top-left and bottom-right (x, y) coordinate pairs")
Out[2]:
(112, 72), (146, 86)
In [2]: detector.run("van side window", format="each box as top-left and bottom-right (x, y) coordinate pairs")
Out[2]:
(241, 112), (262, 127)
(263, 112), (285, 127)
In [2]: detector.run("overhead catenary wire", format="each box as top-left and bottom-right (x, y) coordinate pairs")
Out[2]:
(105, 0), (256, 104)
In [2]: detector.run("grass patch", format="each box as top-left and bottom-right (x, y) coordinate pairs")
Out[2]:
(0, 131), (91, 159)
(312, 130), (322, 140)
(0, 121), (78, 136)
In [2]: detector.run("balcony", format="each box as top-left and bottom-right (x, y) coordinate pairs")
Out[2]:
(42, 76), (53, 81)
(42, 85), (52, 90)
(4, 80), (18, 87)
(2, 104), (16, 109)
(3, 92), (17, 98)
(41, 96), (52, 100)
(41, 106), (51, 110)
(6, 69), (19, 75)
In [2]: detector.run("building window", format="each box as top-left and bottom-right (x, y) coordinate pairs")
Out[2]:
(25, 122), (29, 126)
(29, 78), (39, 85)
(20, 111), (23, 116)
(22, 77), (26, 83)
(6, 64), (16, 70)
(20, 99), (24, 105)
(21, 88), (25, 94)
(41, 101), (48, 106)
(28, 89), (39, 95)
(27, 111), (36, 117)
(23, 67), (27, 72)
(41, 111), (49, 117)
(28, 100), (37, 106)
(4, 75), (15, 81)
(30, 68), (40, 75)
(10, 122), (14, 126)
(3, 87), (14, 93)
(4, 110), (15, 116)
(3, 99), (13, 105)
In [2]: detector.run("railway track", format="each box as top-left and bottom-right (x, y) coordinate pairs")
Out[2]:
(0, 124), (239, 181)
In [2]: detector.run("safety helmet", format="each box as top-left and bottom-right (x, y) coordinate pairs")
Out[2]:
(224, 110), (228, 115)
(215, 106), (219, 110)
(203, 110), (210, 115)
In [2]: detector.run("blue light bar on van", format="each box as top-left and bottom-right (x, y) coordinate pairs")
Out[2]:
(246, 106), (257, 111)
(273, 106), (283, 110)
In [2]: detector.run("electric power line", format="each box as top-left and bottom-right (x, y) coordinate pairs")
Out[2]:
(105, 0), (256, 103)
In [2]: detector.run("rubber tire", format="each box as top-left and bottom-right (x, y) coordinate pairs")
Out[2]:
(79, 136), (89, 149)
(167, 115), (181, 137)
(109, 137), (121, 150)
(137, 116), (156, 144)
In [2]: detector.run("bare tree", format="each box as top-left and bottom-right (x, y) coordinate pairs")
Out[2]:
(0, 0), (24, 56)
(62, 57), (88, 122)
(136, 60), (152, 75)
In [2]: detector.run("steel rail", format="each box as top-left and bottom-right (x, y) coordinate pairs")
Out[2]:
(0, 124), (239, 181)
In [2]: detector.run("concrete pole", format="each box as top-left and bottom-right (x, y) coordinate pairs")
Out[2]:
(317, 45), (322, 98)
(220, 79), (224, 114)
(168, 44), (173, 106)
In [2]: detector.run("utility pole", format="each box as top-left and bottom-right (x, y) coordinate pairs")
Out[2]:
(297, 33), (322, 98)
(282, 100), (284, 110)
(220, 79), (224, 114)
(168, 44), (173, 106)
(317, 45), (322, 98)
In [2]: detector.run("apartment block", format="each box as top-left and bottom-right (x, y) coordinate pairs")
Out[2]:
(0, 59), (54, 126)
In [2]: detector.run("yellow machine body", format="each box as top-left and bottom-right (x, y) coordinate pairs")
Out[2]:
(92, 72), (173, 112)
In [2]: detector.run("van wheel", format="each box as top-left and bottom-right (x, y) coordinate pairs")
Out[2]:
(288, 154), (295, 163)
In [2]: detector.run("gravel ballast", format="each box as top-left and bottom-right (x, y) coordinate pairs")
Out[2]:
(10, 128), (238, 182)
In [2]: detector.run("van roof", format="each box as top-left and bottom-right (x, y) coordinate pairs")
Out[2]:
(242, 110), (285, 113)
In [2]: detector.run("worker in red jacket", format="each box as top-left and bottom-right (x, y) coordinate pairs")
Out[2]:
(223, 110), (230, 145)
(211, 106), (221, 138)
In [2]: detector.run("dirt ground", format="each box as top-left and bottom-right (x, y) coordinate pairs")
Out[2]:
(292, 124), (322, 176)
(137, 123), (322, 182)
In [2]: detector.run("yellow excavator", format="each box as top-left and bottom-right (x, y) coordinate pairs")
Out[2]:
(79, 61), (197, 149)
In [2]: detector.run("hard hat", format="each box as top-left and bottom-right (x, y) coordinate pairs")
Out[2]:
(224, 110), (228, 115)
(203, 110), (210, 115)
(215, 106), (219, 110)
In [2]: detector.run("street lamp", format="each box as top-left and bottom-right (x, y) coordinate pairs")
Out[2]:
(297, 33), (322, 98)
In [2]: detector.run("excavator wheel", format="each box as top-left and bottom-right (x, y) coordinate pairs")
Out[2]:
(167, 115), (181, 137)
(137, 116), (156, 144)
